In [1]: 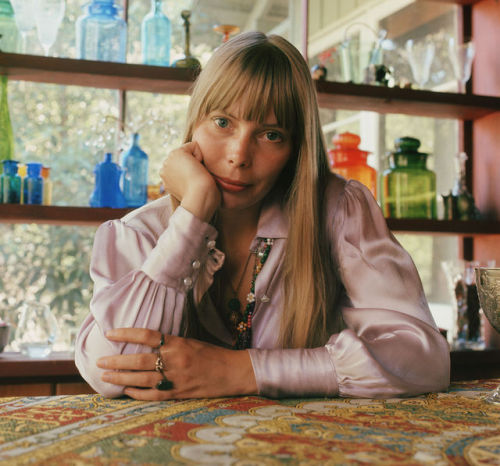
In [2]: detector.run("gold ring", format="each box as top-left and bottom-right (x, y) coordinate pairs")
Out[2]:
(155, 354), (164, 373)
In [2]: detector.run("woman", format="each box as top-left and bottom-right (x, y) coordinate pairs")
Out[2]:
(75, 32), (450, 400)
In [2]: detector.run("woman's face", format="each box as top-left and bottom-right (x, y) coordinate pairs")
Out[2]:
(191, 102), (292, 213)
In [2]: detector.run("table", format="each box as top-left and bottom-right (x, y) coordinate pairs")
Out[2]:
(1, 379), (499, 465)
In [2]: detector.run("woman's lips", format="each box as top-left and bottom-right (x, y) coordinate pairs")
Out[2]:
(213, 176), (251, 193)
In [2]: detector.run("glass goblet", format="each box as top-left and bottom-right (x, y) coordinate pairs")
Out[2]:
(34, 0), (65, 56)
(10, 0), (36, 53)
(475, 267), (500, 404)
(448, 38), (475, 93)
(405, 39), (435, 90)
(213, 24), (240, 44)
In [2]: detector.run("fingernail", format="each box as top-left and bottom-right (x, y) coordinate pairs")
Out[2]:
(101, 372), (111, 382)
(105, 329), (117, 338)
(97, 357), (107, 368)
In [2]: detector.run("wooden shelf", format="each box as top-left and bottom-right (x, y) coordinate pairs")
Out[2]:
(316, 81), (500, 120)
(0, 205), (499, 233)
(387, 218), (500, 235)
(0, 52), (197, 94)
(2, 52), (500, 119)
(0, 204), (133, 226)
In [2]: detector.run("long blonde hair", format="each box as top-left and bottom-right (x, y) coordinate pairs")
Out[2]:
(182, 32), (339, 348)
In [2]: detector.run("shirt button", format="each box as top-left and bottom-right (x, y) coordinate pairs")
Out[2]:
(183, 277), (193, 289)
(206, 240), (216, 249)
(192, 260), (201, 269)
(261, 295), (270, 303)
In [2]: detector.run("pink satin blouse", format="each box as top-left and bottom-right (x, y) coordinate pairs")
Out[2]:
(75, 174), (450, 398)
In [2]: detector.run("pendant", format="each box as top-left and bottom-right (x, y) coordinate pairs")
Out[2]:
(227, 298), (241, 312)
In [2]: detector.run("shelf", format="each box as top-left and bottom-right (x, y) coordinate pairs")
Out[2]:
(0, 204), (133, 226)
(0, 52), (197, 94)
(315, 81), (500, 120)
(0, 205), (499, 233)
(387, 218), (500, 235)
(2, 52), (500, 119)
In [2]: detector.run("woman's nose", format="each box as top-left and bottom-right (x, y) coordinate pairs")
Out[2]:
(227, 133), (253, 167)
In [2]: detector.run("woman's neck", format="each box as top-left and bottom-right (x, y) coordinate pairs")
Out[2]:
(216, 203), (261, 262)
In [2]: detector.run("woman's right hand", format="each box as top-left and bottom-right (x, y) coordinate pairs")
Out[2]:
(160, 141), (221, 222)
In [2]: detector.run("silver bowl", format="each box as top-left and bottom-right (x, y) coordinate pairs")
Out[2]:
(475, 267), (500, 333)
(475, 267), (500, 404)
(0, 324), (10, 353)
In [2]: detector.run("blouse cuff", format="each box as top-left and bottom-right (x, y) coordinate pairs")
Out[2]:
(141, 206), (221, 291)
(248, 347), (339, 398)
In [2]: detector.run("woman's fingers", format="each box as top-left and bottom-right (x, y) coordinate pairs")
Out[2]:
(97, 352), (157, 370)
(105, 328), (168, 347)
(101, 370), (161, 388)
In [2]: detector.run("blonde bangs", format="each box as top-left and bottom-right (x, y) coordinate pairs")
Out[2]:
(187, 40), (302, 144)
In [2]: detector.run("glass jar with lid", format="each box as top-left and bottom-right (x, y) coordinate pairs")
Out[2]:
(327, 132), (376, 197)
(381, 136), (436, 219)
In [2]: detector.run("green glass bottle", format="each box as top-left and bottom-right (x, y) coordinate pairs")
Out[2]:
(381, 136), (437, 219)
(0, 74), (14, 175)
(0, 0), (19, 53)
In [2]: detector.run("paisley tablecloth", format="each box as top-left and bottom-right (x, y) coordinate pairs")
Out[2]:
(1, 379), (499, 465)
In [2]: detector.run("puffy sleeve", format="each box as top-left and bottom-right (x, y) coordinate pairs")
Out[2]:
(248, 179), (450, 398)
(75, 204), (224, 397)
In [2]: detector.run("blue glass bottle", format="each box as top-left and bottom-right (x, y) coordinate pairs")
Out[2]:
(1, 160), (21, 203)
(24, 162), (43, 205)
(90, 152), (126, 208)
(141, 0), (171, 66)
(120, 133), (148, 208)
(76, 0), (127, 63)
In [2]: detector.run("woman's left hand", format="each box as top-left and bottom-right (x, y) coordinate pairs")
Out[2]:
(97, 328), (257, 400)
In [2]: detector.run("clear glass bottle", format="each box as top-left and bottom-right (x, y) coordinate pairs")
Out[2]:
(0, 0), (19, 53)
(41, 165), (53, 205)
(23, 162), (43, 205)
(0, 75), (14, 175)
(381, 136), (437, 219)
(141, 0), (171, 66)
(120, 133), (148, 208)
(1, 159), (21, 203)
(90, 152), (126, 208)
(327, 132), (377, 197)
(76, 0), (127, 63)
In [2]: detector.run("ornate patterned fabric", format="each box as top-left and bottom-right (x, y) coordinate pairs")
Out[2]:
(0, 379), (499, 465)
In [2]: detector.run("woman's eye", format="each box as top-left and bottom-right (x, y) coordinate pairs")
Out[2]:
(214, 117), (229, 128)
(265, 131), (283, 142)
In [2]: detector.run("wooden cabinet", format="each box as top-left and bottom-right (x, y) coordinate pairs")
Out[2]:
(0, 352), (94, 396)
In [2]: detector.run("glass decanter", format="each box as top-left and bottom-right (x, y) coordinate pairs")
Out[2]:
(14, 301), (58, 358)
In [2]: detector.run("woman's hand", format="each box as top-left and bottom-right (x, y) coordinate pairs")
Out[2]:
(160, 141), (220, 222)
(96, 328), (257, 400)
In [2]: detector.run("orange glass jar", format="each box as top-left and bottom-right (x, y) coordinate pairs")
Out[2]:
(327, 132), (376, 197)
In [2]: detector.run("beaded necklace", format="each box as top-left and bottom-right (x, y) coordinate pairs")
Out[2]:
(234, 237), (273, 349)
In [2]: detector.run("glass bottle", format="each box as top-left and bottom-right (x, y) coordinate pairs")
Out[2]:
(0, 0), (19, 53)
(89, 152), (126, 208)
(76, 0), (127, 63)
(23, 162), (43, 205)
(0, 75), (14, 175)
(381, 136), (437, 219)
(327, 132), (377, 197)
(120, 133), (148, 208)
(141, 0), (171, 66)
(41, 165), (53, 205)
(1, 159), (21, 203)
(17, 162), (25, 203)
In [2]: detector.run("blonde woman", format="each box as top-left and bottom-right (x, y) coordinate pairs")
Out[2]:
(76, 32), (450, 400)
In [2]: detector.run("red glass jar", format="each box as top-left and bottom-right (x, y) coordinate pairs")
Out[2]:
(327, 132), (376, 197)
